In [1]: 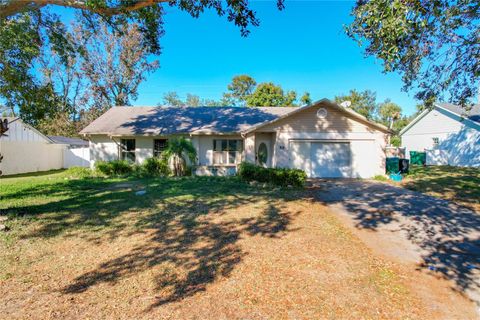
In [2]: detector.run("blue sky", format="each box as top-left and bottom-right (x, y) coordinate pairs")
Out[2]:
(65, 1), (420, 116)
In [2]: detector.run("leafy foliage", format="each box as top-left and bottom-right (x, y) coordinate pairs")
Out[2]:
(64, 166), (96, 179)
(162, 137), (197, 176)
(224, 75), (257, 106)
(334, 89), (378, 119)
(95, 160), (132, 176)
(1, 0), (285, 130)
(378, 100), (402, 129)
(75, 21), (160, 109)
(238, 162), (307, 187)
(300, 92), (312, 105)
(142, 157), (171, 176)
(160, 75), (309, 108)
(246, 82), (297, 107)
(346, 0), (480, 107)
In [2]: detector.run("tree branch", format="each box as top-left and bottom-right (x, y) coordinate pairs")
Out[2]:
(0, 0), (169, 19)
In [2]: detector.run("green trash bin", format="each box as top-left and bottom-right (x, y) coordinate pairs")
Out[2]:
(410, 151), (426, 165)
(386, 157), (400, 174)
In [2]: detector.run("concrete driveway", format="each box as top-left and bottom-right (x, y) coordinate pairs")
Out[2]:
(311, 179), (480, 308)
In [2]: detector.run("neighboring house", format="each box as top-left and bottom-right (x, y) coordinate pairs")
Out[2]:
(400, 103), (480, 167)
(0, 118), (90, 175)
(80, 99), (391, 178)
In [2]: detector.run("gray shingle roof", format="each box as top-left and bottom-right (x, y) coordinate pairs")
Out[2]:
(48, 135), (89, 146)
(80, 106), (297, 136)
(436, 103), (480, 123)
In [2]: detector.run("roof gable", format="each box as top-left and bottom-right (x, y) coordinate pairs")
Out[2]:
(245, 99), (391, 134)
(400, 103), (480, 136)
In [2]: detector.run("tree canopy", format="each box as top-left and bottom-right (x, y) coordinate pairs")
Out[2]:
(160, 75), (310, 108)
(334, 89), (378, 119)
(347, 0), (480, 107)
(0, 0), (286, 133)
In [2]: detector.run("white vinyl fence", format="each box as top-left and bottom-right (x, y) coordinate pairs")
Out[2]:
(1, 141), (65, 175)
(63, 147), (90, 168)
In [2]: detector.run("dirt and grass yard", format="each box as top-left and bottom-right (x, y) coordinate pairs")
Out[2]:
(0, 170), (476, 319)
(400, 165), (480, 213)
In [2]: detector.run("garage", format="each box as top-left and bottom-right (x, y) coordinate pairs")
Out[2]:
(289, 141), (352, 178)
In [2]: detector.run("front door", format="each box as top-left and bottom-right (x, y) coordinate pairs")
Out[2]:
(256, 140), (271, 167)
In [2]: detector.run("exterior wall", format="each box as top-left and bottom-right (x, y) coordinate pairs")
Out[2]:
(401, 109), (462, 156)
(258, 104), (376, 133)
(1, 140), (65, 175)
(89, 135), (119, 167)
(401, 109), (480, 167)
(136, 137), (154, 164)
(88, 134), (244, 167)
(2, 120), (50, 143)
(196, 134), (243, 166)
(244, 133), (255, 163)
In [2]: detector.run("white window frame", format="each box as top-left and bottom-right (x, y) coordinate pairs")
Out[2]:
(213, 139), (243, 165)
(119, 138), (136, 162)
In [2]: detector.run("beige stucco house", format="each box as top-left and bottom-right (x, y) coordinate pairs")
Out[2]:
(80, 99), (390, 178)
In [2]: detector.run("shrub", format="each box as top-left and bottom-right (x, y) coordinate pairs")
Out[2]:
(238, 162), (307, 187)
(372, 174), (388, 182)
(64, 167), (95, 179)
(142, 157), (171, 176)
(95, 160), (132, 176)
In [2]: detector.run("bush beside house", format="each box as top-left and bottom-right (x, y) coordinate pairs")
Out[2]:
(238, 162), (307, 187)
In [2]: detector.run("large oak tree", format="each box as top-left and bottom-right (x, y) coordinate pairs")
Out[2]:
(347, 0), (480, 107)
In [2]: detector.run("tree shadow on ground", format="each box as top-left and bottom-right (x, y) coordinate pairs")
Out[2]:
(402, 166), (480, 212)
(312, 179), (480, 303)
(2, 176), (300, 311)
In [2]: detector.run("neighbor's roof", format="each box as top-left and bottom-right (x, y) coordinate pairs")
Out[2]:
(80, 106), (296, 136)
(400, 102), (480, 136)
(436, 103), (480, 123)
(48, 135), (89, 146)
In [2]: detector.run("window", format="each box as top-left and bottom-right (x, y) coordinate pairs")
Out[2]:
(213, 139), (243, 165)
(432, 137), (439, 148)
(119, 139), (136, 162)
(153, 139), (168, 157)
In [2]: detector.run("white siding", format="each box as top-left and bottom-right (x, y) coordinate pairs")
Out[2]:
(402, 109), (463, 156)
(136, 137), (154, 163)
(401, 109), (480, 167)
(2, 120), (51, 142)
(89, 135), (119, 167)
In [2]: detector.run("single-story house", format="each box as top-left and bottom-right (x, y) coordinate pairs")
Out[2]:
(80, 99), (391, 178)
(400, 103), (480, 167)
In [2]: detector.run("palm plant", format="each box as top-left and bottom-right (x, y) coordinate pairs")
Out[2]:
(162, 137), (197, 176)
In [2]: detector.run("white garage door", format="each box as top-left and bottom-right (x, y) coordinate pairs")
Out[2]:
(289, 141), (351, 178)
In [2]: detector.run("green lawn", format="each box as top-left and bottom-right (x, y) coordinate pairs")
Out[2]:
(403, 165), (480, 212)
(0, 170), (467, 319)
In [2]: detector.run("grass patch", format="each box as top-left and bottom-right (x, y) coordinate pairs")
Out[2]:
(402, 165), (480, 212)
(0, 171), (445, 318)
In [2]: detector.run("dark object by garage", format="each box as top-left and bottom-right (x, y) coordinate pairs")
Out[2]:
(399, 158), (409, 174)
